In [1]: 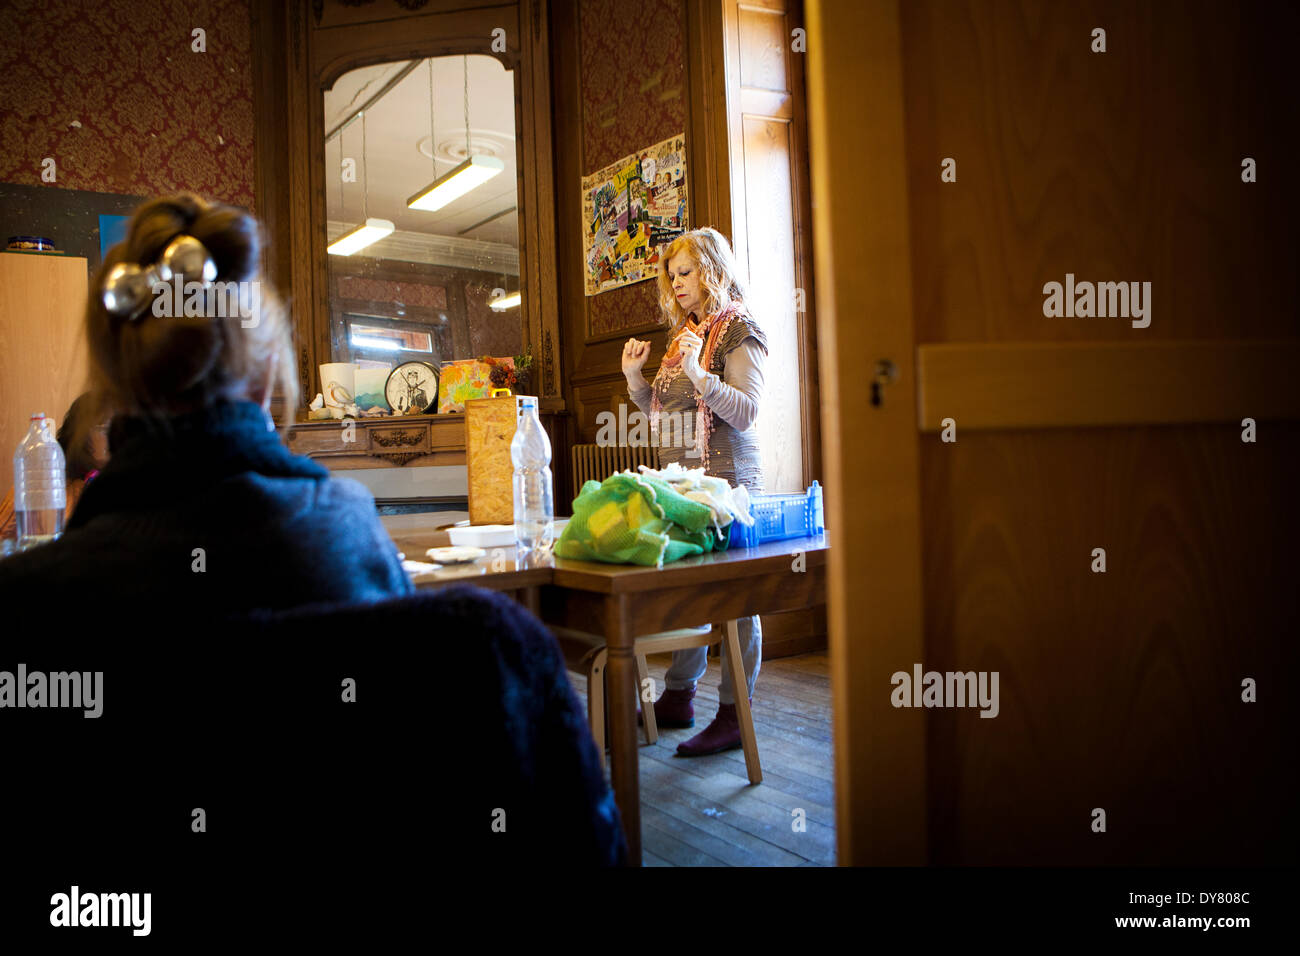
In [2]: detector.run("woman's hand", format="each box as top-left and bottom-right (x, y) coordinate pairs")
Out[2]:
(678, 330), (706, 385)
(622, 337), (651, 378)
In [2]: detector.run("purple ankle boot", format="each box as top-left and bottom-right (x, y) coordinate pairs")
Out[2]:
(675, 700), (748, 757)
(639, 687), (696, 728)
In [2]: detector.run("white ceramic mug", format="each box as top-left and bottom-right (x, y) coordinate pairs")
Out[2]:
(319, 362), (356, 410)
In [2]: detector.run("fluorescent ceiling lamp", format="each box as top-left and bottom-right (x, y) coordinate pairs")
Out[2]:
(488, 291), (521, 311)
(328, 218), (394, 256)
(407, 156), (505, 212)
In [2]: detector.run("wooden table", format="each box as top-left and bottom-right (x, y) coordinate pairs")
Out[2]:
(397, 522), (830, 865)
(391, 516), (560, 614)
(541, 534), (829, 865)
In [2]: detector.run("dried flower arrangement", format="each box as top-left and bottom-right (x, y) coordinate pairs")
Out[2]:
(477, 343), (535, 394)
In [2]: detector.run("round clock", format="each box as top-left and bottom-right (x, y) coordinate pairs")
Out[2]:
(385, 361), (440, 415)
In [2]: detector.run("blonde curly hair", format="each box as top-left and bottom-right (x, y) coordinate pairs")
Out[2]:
(655, 227), (747, 334)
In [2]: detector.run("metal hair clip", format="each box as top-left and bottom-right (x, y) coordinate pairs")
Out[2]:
(101, 235), (218, 320)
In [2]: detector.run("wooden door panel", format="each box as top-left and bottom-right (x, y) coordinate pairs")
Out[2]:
(921, 426), (1299, 863)
(917, 340), (1300, 429)
(899, 0), (1300, 344)
(809, 0), (1299, 865)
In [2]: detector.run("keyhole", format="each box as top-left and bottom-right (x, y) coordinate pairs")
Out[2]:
(871, 359), (897, 408)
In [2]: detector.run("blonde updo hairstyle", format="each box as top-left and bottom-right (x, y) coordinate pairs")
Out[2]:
(83, 192), (298, 440)
(655, 227), (747, 334)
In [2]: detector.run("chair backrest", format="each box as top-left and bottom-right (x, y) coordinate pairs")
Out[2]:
(571, 442), (658, 502)
(4, 583), (628, 880)
(226, 584), (629, 865)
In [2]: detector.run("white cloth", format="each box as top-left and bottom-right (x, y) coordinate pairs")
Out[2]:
(627, 460), (754, 532)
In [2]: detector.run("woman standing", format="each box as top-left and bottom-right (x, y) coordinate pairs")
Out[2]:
(622, 227), (768, 757)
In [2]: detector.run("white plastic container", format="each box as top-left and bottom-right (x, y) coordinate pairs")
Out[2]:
(447, 524), (518, 548)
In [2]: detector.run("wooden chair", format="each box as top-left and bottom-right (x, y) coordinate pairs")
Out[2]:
(552, 621), (763, 785)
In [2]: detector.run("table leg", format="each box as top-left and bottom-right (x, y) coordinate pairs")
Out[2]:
(603, 594), (641, 865)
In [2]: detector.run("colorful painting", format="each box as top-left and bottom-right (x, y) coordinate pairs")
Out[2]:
(353, 366), (391, 412)
(582, 133), (687, 296)
(438, 358), (515, 413)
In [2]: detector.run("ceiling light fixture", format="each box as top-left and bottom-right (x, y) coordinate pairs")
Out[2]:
(488, 290), (521, 311)
(329, 219), (394, 256)
(407, 56), (503, 213)
(329, 110), (392, 256)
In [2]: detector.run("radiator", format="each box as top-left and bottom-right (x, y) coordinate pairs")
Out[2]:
(571, 442), (659, 501)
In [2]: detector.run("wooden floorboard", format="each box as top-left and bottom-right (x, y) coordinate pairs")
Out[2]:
(571, 651), (836, 866)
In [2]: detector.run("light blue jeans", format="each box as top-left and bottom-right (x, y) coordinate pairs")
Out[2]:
(663, 614), (762, 704)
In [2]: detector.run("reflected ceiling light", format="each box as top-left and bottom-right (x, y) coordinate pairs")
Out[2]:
(350, 335), (403, 351)
(408, 56), (504, 213)
(407, 155), (504, 212)
(488, 290), (521, 311)
(328, 218), (394, 256)
(330, 110), (392, 256)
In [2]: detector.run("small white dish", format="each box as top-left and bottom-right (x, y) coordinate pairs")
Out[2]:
(426, 545), (487, 564)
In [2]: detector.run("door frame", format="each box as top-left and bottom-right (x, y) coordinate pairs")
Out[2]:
(807, 0), (928, 865)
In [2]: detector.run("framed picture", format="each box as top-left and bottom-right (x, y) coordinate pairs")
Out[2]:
(437, 358), (514, 413)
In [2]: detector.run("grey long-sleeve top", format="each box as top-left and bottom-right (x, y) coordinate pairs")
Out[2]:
(626, 336), (767, 432)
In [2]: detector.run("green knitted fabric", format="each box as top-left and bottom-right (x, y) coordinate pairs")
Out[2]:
(555, 472), (730, 566)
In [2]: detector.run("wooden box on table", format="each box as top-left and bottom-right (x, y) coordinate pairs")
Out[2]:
(465, 395), (522, 525)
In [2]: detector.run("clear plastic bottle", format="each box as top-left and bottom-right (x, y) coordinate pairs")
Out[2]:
(510, 396), (554, 552)
(13, 413), (66, 551)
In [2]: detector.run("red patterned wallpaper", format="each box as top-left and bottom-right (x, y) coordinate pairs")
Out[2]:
(337, 276), (448, 309)
(0, 0), (255, 210)
(580, 0), (687, 339)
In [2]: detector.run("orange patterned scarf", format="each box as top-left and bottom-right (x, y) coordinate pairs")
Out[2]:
(650, 301), (746, 467)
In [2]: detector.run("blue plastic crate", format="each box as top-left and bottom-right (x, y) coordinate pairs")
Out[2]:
(727, 481), (824, 549)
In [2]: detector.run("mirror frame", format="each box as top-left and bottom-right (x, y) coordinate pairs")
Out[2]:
(253, 0), (561, 419)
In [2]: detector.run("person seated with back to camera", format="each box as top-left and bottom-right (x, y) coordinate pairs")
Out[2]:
(0, 192), (413, 612)
(0, 192), (630, 865)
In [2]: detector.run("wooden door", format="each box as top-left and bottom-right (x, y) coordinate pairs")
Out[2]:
(808, 0), (1299, 864)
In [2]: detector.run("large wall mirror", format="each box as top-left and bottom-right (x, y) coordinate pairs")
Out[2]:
(322, 54), (523, 412)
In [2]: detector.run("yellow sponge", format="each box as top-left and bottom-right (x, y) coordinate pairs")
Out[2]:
(587, 500), (625, 540)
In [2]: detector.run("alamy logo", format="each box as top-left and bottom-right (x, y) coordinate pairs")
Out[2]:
(595, 403), (700, 458)
(151, 274), (261, 327)
(1042, 273), (1150, 328)
(50, 886), (150, 936)
(890, 663), (999, 718)
(0, 664), (102, 717)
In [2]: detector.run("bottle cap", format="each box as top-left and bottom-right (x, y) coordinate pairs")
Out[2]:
(30, 413), (45, 420)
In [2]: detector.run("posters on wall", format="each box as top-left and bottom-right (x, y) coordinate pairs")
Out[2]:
(582, 134), (687, 296)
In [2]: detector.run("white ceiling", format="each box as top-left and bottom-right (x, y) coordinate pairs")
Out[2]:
(324, 55), (518, 263)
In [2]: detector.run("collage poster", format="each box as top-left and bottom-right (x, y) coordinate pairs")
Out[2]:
(582, 133), (687, 296)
